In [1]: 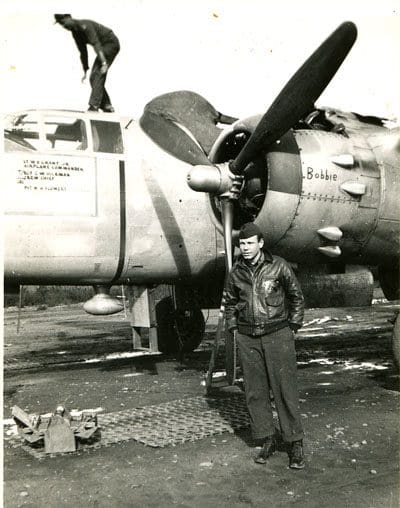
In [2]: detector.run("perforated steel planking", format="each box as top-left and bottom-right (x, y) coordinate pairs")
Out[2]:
(5, 395), (251, 458)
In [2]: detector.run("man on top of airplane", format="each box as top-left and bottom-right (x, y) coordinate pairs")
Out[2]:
(54, 14), (120, 113)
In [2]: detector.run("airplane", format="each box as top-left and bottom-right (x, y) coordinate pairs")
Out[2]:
(3, 21), (400, 368)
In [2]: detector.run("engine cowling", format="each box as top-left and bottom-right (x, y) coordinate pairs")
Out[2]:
(206, 117), (400, 271)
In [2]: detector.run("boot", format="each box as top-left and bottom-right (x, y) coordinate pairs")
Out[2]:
(289, 439), (305, 469)
(102, 104), (115, 113)
(254, 436), (276, 464)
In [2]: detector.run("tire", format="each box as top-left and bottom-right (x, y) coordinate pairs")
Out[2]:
(155, 297), (205, 354)
(379, 265), (400, 301)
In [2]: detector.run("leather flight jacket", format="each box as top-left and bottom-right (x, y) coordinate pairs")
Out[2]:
(225, 250), (305, 336)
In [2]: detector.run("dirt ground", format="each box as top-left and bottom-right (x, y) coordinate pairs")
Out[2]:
(2, 298), (400, 508)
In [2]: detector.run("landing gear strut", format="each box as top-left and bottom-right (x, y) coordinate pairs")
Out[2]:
(127, 285), (204, 355)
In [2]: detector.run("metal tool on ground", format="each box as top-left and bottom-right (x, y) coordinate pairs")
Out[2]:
(12, 405), (44, 445)
(12, 405), (100, 454)
(44, 406), (76, 454)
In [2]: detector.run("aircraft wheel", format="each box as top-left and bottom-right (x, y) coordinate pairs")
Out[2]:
(393, 312), (400, 370)
(155, 297), (205, 354)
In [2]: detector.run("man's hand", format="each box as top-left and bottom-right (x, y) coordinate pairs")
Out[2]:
(81, 71), (87, 83)
(100, 62), (108, 75)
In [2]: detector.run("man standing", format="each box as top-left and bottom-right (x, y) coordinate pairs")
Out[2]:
(225, 222), (306, 469)
(54, 14), (120, 112)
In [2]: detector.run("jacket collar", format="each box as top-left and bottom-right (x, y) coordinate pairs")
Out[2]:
(237, 248), (273, 267)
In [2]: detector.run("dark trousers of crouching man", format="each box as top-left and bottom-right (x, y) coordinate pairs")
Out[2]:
(89, 40), (120, 111)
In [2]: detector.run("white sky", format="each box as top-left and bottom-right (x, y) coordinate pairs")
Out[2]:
(1, 0), (400, 120)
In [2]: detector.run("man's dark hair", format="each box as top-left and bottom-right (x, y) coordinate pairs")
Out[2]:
(54, 14), (72, 24)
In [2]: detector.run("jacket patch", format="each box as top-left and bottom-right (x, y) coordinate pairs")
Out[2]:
(263, 279), (279, 295)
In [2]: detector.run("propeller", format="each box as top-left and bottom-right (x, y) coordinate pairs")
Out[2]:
(229, 21), (357, 176)
(190, 21), (357, 258)
(194, 22), (358, 390)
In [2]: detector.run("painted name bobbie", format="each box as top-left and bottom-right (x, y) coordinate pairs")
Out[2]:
(303, 167), (338, 181)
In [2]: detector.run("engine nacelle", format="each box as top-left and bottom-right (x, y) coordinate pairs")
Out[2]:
(208, 118), (400, 270)
(297, 265), (374, 307)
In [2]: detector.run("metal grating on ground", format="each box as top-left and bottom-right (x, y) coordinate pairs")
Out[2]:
(4, 394), (251, 459)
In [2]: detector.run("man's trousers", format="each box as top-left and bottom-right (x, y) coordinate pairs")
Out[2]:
(236, 326), (304, 443)
(89, 40), (120, 110)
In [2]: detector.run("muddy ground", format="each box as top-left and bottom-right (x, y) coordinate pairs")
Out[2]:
(3, 297), (400, 508)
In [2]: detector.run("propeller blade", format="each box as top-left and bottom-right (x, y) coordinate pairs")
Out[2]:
(205, 288), (226, 395)
(140, 110), (212, 167)
(230, 21), (357, 175)
(220, 198), (234, 271)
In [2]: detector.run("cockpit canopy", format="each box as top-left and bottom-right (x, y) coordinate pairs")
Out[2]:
(4, 110), (124, 154)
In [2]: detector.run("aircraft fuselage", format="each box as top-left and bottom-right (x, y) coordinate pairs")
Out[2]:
(4, 109), (400, 289)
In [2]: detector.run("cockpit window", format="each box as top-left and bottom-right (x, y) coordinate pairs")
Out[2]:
(44, 116), (88, 151)
(91, 120), (123, 154)
(4, 113), (89, 152)
(4, 112), (40, 152)
(5, 113), (124, 154)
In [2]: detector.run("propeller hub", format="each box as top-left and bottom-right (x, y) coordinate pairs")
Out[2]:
(187, 163), (234, 195)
